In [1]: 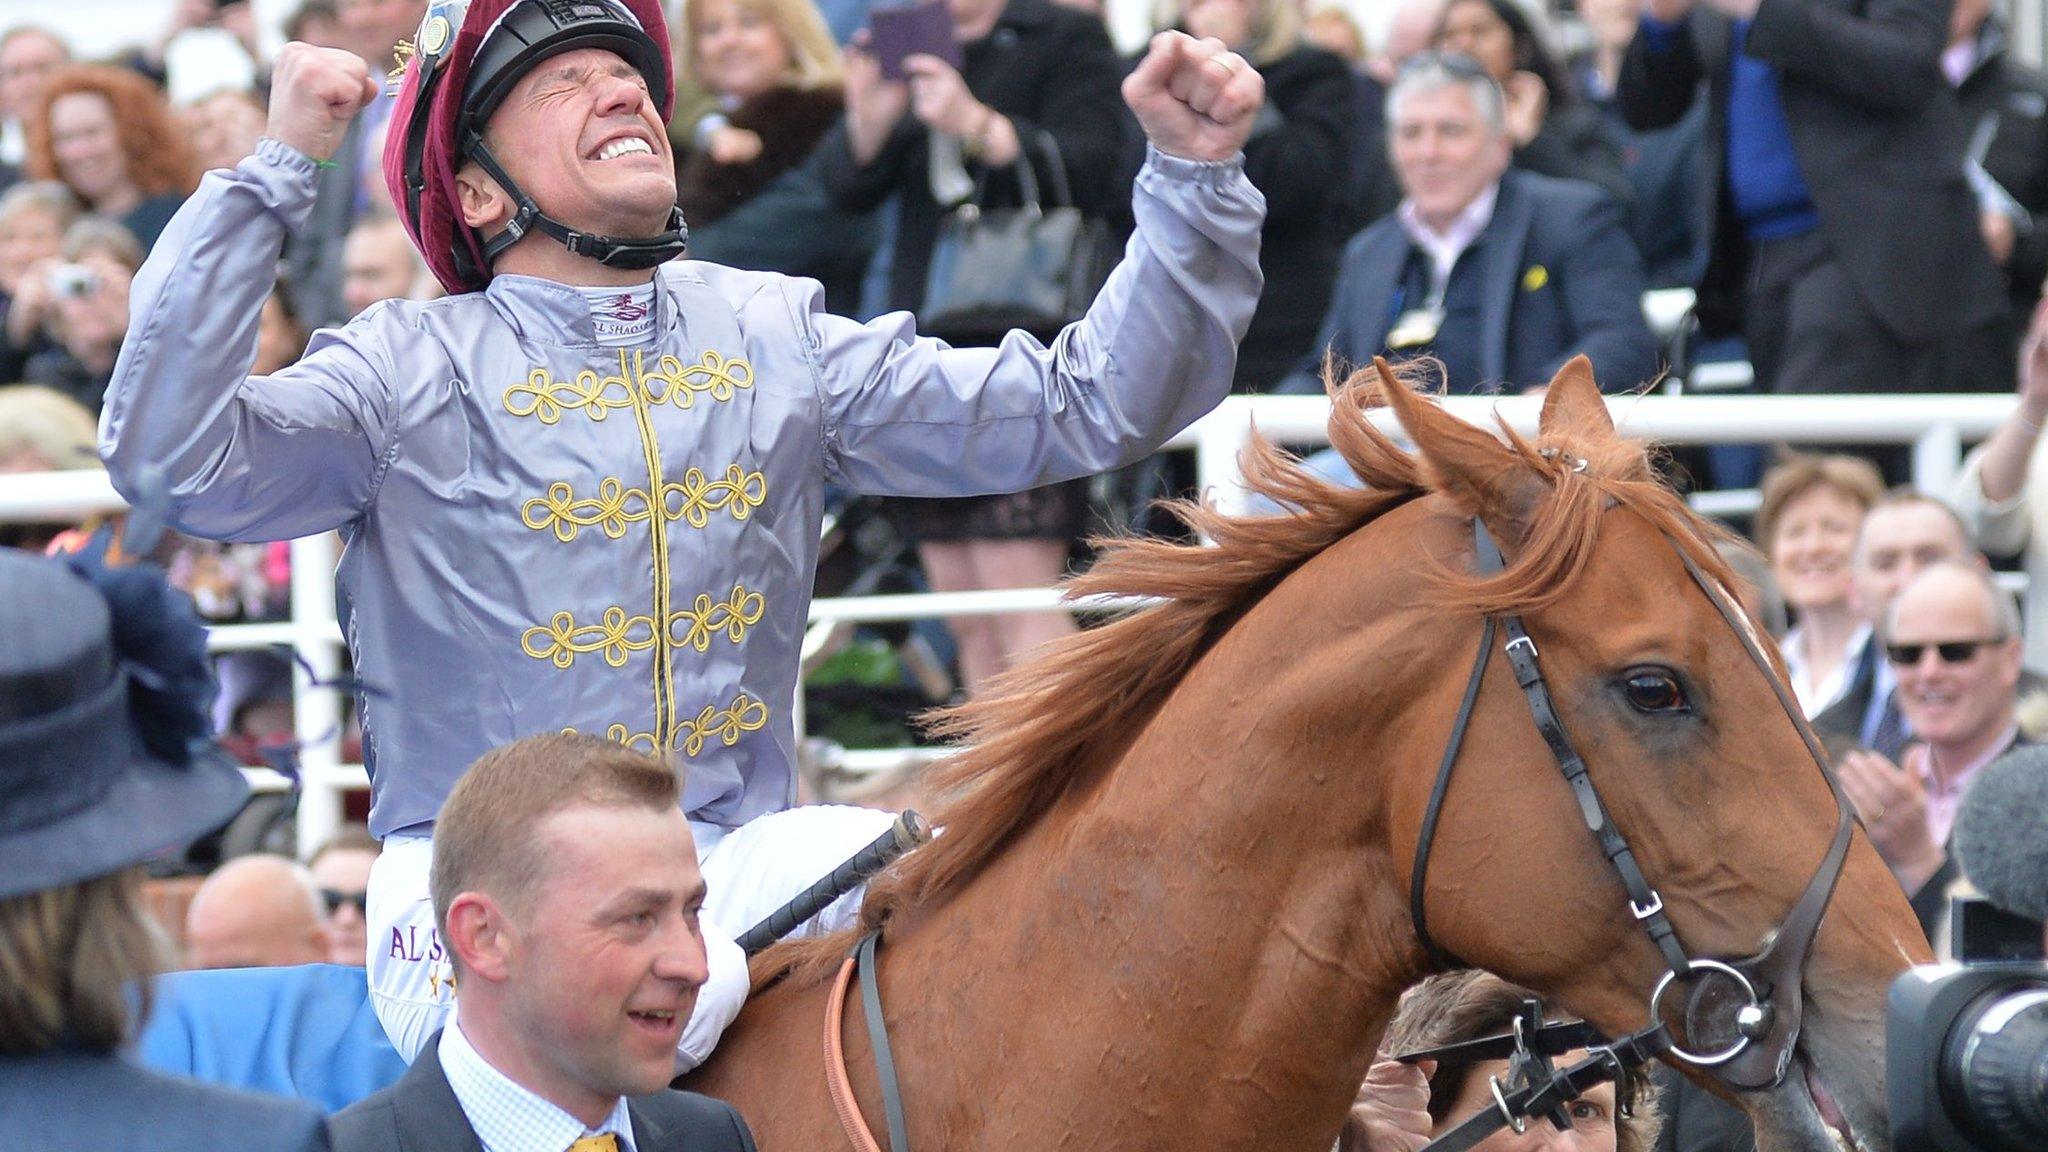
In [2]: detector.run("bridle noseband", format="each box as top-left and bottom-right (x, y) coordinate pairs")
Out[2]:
(1410, 516), (1856, 1091)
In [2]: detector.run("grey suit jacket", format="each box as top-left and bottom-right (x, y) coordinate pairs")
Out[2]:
(283, 115), (364, 331)
(330, 1034), (755, 1152)
(0, 1049), (330, 1152)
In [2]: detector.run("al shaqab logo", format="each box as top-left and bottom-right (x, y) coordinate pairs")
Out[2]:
(602, 293), (651, 323)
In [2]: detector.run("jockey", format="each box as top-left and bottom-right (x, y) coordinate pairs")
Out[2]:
(98, 0), (1266, 1069)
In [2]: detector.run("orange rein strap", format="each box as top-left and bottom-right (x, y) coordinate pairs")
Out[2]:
(825, 951), (885, 1152)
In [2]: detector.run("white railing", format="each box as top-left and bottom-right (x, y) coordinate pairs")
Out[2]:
(4, 393), (2018, 854)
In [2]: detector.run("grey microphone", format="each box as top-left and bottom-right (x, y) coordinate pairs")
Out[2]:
(1953, 745), (2048, 922)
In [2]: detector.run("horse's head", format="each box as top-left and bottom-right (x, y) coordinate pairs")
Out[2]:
(1289, 360), (1930, 1152)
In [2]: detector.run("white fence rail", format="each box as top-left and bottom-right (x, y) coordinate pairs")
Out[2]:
(3, 394), (2018, 854)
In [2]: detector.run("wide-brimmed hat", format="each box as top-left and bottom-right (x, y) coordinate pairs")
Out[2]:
(0, 546), (248, 901)
(383, 0), (678, 294)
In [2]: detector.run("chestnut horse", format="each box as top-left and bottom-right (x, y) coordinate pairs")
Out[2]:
(688, 359), (1931, 1152)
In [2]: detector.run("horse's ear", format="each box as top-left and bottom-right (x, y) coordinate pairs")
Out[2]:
(1537, 356), (1614, 442)
(1376, 359), (1546, 539)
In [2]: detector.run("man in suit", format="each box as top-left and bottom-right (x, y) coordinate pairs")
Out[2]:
(1618, 0), (2010, 396)
(0, 545), (330, 1152)
(331, 733), (755, 1152)
(1948, 0), (2048, 327)
(1284, 53), (1656, 396)
(1813, 491), (1978, 757)
(1838, 562), (2027, 941)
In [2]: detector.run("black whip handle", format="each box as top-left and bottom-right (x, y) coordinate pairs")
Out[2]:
(737, 810), (930, 956)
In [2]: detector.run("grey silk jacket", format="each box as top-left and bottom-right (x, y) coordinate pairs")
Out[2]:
(101, 138), (1264, 839)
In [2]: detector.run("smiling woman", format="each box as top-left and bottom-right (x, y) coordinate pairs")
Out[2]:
(22, 65), (197, 253)
(1753, 453), (1886, 718)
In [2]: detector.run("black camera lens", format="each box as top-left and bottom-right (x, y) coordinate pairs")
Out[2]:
(1939, 986), (2048, 1152)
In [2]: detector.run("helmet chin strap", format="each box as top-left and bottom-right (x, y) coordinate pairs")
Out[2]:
(462, 137), (688, 276)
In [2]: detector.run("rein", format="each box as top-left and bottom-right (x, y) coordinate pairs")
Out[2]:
(1410, 516), (1856, 1092)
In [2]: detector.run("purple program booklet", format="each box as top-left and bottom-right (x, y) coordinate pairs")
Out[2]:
(868, 0), (962, 81)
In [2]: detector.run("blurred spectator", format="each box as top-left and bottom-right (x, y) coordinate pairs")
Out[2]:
(1283, 55), (1655, 396)
(818, 0), (1127, 692)
(0, 384), (99, 552)
(285, 0), (348, 50)
(0, 179), (77, 379)
(1369, 0), (1446, 85)
(1302, 6), (1366, 66)
(1957, 299), (2048, 668)
(307, 828), (378, 969)
(1160, 0), (1357, 392)
(673, 0), (877, 312)
(1339, 0), (1444, 235)
(1619, 0), (2010, 396)
(1815, 491), (1979, 759)
(24, 65), (199, 253)
(285, 0), (420, 330)
(1754, 453), (1884, 717)
(132, 0), (268, 97)
(0, 26), (70, 189)
(1568, 0), (1705, 289)
(184, 854), (333, 970)
(10, 217), (142, 413)
(0, 549), (327, 1151)
(185, 86), (268, 174)
(1947, 0), (2048, 330)
(1434, 0), (1632, 212)
(1339, 970), (1658, 1152)
(1839, 561), (2025, 938)
(340, 212), (424, 317)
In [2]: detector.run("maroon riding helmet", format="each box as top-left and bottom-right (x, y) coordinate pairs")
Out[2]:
(382, 0), (682, 294)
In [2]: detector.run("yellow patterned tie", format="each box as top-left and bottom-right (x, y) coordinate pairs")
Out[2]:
(567, 1136), (619, 1152)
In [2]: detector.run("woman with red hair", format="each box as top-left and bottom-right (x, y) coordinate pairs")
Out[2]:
(24, 65), (198, 253)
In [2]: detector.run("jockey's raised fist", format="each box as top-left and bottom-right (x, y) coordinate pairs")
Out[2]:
(268, 42), (380, 164)
(1121, 31), (1264, 164)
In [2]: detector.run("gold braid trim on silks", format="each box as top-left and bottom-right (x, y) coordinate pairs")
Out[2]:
(519, 465), (768, 541)
(507, 348), (769, 754)
(517, 584), (766, 668)
(504, 349), (754, 424)
(560, 692), (771, 758)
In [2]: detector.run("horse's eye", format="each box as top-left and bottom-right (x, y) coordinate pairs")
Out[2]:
(1624, 672), (1687, 713)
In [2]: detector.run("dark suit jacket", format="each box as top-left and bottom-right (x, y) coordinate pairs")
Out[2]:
(1957, 20), (2048, 319)
(1285, 169), (1657, 394)
(331, 1034), (754, 1152)
(0, 1049), (330, 1152)
(1618, 0), (2007, 344)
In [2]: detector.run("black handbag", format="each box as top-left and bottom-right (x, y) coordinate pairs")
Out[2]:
(919, 133), (1117, 345)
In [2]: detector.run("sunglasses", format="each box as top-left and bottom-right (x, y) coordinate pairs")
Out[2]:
(1883, 638), (2006, 665)
(322, 888), (369, 916)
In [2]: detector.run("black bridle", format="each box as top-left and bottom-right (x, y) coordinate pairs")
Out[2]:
(1410, 515), (1857, 1092)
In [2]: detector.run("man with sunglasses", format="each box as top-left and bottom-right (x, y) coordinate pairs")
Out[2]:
(99, 0), (1267, 1075)
(1838, 561), (2028, 941)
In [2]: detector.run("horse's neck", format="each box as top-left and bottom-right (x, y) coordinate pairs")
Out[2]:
(876, 606), (1429, 1146)
(700, 533), (1444, 1148)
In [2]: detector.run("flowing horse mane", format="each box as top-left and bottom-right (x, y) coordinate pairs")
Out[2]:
(754, 362), (1743, 988)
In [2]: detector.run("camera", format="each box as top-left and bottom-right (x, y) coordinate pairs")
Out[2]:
(1887, 898), (2048, 1152)
(47, 263), (99, 300)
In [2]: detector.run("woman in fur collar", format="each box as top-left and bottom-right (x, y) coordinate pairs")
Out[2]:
(671, 0), (876, 311)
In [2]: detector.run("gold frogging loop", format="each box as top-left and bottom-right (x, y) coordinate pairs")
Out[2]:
(520, 466), (768, 542)
(580, 693), (771, 758)
(504, 350), (754, 425)
(521, 584), (766, 669)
